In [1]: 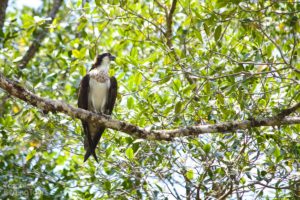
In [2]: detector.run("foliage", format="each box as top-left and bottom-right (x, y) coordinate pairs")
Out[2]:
(0, 0), (299, 199)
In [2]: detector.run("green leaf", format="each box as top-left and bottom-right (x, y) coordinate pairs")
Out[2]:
(240, 177), (246, 184)
(79, 48), (86, 59)
(95, 0), (101, 6)
(203, 23), (210, 35)
(203, 143), (211, 154)
(127, 97), (134, 109)
(103, 180), (111, 190)
(12, 56), (23, 63)
(173, 79), (181, 92)
(175, 102), (182, 114)
(214, 25), (222, 42)
(72, 49), (80, 59)
(273, 146), (281, 159)
(126, 147), (134, 160)
(186, 169), (194, 180)
(258, 99), (266, 108)
(135, 72), (142, 85)
(77, 17), (87, 31)
(26, 149), (36, 162)
(106, 146), (113, 157)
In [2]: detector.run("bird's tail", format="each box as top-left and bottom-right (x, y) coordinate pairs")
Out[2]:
(84, 148), (98, 162)
(84, 127), (105, 162)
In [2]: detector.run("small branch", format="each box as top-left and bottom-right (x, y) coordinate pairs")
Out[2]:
(0, 0), (9, 33)
(289, 28), (300, 73)
(0, 72), (300, 141)
(218, 182), (233, 200)
(154, 0), (168, 16)
(121, 7), (166, 36)
(187, 67), (289, 81)
(258, 25), (289, 66)
(278, 102), (300, 118)
(19, 0), (63, 69)
(212, 51), (286, 66)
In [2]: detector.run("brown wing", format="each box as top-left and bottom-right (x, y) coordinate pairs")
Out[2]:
(106, 76), (118, 115)
(78, 75), (90, 110)
(78, 75), (98, 162)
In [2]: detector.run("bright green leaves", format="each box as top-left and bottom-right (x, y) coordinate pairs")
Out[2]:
(127, 96), (134, 109)
(72, 48), (86, 59)
(77, 16), (87, 32)
(172, 78), (182, 92)
(273, 145), (281, 159)
(186, 169), (194, 180)
(203, 143), (211, 154)
(273, 145), (283, 163)
(134, 72), (143, 86)
(25, 148), (36, 162)
(72, 49), (80, 58)
(80, 48), (87, 59)
(125, 147), (134, 160)
(21, 14), (35, 29)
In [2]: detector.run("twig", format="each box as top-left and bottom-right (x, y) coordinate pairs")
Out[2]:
(154, 0), (168, 16)
(121, 7), (166, 36)
(258, 25), (289, 66)
(278, 102), (300, 118)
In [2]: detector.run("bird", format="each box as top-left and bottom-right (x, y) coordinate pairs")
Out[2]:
(78, 53), (118, 162)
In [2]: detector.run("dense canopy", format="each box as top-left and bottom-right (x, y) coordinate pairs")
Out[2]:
(0, 0), (299, 199)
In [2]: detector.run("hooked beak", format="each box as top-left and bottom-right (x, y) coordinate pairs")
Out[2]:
(110, 55), (116, 61)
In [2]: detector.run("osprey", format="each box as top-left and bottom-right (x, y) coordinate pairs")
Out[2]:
(78, 53), (117, 162)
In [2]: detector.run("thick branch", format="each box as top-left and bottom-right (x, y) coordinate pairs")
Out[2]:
(19, 0), (63, 69)
(0, 0), (9, 33)
(0, 72), (299, 141)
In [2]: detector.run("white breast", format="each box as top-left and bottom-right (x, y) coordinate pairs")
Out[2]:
(88, 78), (110, 113)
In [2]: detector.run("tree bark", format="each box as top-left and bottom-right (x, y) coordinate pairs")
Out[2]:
(0, 0), (9, 33)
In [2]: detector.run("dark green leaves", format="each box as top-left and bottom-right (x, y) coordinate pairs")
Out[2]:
(175, 101), (182, 114)
(214, 25), (222, 42)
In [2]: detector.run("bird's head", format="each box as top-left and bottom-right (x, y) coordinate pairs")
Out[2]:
(92, 53), (116, 70)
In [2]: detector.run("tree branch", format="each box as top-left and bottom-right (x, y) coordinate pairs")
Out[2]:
(278, 102), (300, 118)
(166, 0), (177, 47)
(163, 0), (195, 85)
(0, 72), (299, 141)
(0, 0), (9, 33)
(19, 0), (63, 69)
